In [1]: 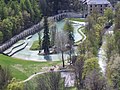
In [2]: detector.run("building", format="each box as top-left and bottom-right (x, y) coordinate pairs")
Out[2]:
(80, 0), (111, 17)
(109, 0), (120, 8)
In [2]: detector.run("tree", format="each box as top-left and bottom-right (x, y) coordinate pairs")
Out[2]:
(64, 20), (74, 44)
(42, 16), (50, 55)
(85, 10), (107, 56)
(0, 31), (3, 44)
(69, 0), (81, 12)
(1, 7), (8, 20)
(83, 57), (100, 79)
(107, 55), (120, 89)
(22, 10), (31, 29)
(7, 78), (23, 90)
(1, 18), (13, 42)
(40, 0), (50, 55)
(8, 16), (18, 36)
(9, 1), (20, 16)
(105, 34), (116, 62)
(20, 0), (26, 11)
(55, 31), (68, 67)
(50, 24), (56, 47)
(36, 72), (65, 90)
(31, 0), (42, 23)
(74, 55), (85, 90)
(64, 20), (74, 63)
(104, 7), (114, 23)
(24, 0), (34, 22)
(0, 65), (11, 90)
(84, 70), (110, 90)
(114, 3), (120, 55)
(38, 32), (42, 53)
(114, 3), (120, 29)
(114, 30), (120, 55)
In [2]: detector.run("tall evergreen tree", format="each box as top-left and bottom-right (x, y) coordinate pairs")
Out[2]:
(39, 0), (50, 55)
(42, 16), (50, 55)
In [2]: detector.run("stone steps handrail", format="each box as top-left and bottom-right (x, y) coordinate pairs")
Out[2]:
(4, 35), (32, 55)
(0, 12), (82, 53)
(9, 43), (28, 56)
(4, 42), (25, 55)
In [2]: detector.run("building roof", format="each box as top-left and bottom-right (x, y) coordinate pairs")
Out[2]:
(87, 0), (110, 5)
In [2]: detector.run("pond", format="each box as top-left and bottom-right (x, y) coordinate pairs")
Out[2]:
(4, 20), (85, 61)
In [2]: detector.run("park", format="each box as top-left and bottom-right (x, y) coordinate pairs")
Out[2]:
(0, 0), (120, 90)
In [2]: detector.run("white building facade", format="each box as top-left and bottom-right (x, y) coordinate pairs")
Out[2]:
(80, 0), (111, 17)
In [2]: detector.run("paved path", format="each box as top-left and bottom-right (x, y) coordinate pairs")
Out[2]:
(70, 21), (86, 45)
(98, 25), (114, 74)
(21, 69), (73, 83)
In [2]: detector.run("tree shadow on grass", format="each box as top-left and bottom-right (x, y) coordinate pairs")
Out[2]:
(44, 55), (52, 61)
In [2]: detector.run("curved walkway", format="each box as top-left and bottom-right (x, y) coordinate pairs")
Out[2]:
(98, 25), (114, 74)
(4, 35), (32, 56)
(21, 69), (73, 83)
(76, 27), (86, 44)
(70, 21), (86, 45)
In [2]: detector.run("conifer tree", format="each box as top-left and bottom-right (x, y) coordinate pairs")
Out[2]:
(40, 0), (50, 55)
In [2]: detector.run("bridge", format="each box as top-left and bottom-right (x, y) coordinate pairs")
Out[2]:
(0, 12), (82, 53)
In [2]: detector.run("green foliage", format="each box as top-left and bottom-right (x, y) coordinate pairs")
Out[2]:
(36, 72), (65, 90)
(0, 54), (62, 80)
(0, 31), (3, 44)
(7, 78), (24, 90)
(64, 20), (74, 33)
(24, 0), (35, 21)
(84, 70), (108, 90)
(64, 20), (74, 44)
(20, 0), (26, 11)
(115, 3), (120, 29)
(0, 65), (11, 90)
(83, 57), (100, 79)
(114, 3), (120, 55)
(2, 7), (9, 20)
(1, 18), (13, 41)
(107, 55), (120, 89)
(69, 18), (86, 22)
(9, 1), (20, 16)
(104, 7), (114, 23)
(42, 16), (50, 54)
(30, 40), (40, 50)
(0, 0), (42, 43)
(75, 55), (85, 89)
(114, 30), (120, 55)
(85, 11), (107, 56)
(105, 34), (116, 62)
(31, 0), (42, 23)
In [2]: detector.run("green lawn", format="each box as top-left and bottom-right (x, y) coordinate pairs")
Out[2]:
(0, 54), (62, 81)
(30, 40), (40, 50)
(69, 18), (86, 22)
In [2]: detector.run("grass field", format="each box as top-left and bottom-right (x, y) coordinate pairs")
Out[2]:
(30, 40), (40, 50)
(0, 54), (62, 81)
